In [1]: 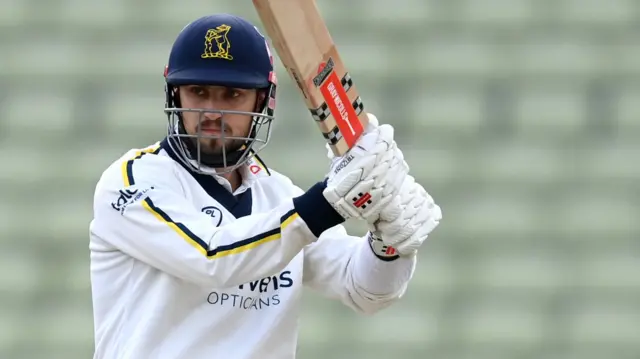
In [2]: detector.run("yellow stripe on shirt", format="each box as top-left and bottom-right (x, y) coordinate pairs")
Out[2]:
(119, 143), (297, 259)
(142, 198), (300, 259)
(120, 144), (161, 187)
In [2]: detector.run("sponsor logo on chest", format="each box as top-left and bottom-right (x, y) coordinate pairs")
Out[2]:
(205, 270), (295, 311)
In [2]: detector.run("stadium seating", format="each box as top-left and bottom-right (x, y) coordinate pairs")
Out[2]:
(0, 0), (638, 358)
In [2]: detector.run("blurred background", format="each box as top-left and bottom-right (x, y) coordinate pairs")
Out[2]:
(1, 0), (639, 358)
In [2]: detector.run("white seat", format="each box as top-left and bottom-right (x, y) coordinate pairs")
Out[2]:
(470, 250), (568, 290)
(58, 0), (126, 27)
(64, 258), (92, 294)
(417, 36), (498, 77)
(407, 251), (457, 293)
(1, 93), (74, 134)
(580, 250), (640, 288)
(0, 145), (61, 182)
(616, 86), (640, 135)
(563, 0), (634, 24)
(474, 144), (567, 184)
(512, 36), (599, 76)
(568, 300), (640, 344)
(0, 306), (20, 350)
(461, 0), (535, 25)
(556, 195), (638, 240)
(0, 187), (92, 242)
(515, 87), (586, 136)
(40, 299), (94, 346)
(451, 193), (539, 239)
(333, 42), (397, 75)
(90, 41), (169, 76)
(5, 40), (82, 77)
(70, 143), (143, 182)
(0, 0), (28, 27)
(354, 307), (438, 345)
(105, 93), (161, 131)
(0, 249), (40, 295)
(260, 144), (330, 181)
(458, 297), (547, 345)
(153, 0), (248, 24)
(410, 85), (483, 135)
(608, 39), (640, 78)
(402, 147), (462, 186)
(576, 144), (640, 182)
(361, 0), (429, 22)
(43, 201), (93, 244)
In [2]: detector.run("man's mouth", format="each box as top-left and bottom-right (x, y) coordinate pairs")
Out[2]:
(198, 121), (226, 135)
(200, 127), (222, 135)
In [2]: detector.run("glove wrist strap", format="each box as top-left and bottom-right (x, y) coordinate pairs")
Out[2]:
(367, 232), (400, 262)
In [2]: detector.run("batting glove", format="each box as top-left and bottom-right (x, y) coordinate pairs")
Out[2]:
(367, 175), (442, 259)
(322, 120), (408, 222)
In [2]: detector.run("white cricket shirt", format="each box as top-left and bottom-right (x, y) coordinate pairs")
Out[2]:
(89, 138), (417, 359)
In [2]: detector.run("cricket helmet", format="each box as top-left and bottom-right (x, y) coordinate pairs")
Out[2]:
(164, 13), (277, 174)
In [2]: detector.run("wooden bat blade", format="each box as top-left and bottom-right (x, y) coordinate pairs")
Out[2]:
(252, 0), (368, 156)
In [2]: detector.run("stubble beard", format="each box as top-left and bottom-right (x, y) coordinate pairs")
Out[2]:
(192, 137), (246, 156)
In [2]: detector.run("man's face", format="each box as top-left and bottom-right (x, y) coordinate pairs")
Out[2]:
(178, 85), (259, 155)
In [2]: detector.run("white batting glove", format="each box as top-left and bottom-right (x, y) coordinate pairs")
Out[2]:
(322, 122), (408, 222)
(367, 175), (442, 259)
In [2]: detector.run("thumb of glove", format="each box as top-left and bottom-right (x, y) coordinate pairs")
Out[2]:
(325, 112), (380, 160)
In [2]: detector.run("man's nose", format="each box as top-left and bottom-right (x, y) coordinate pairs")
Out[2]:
(202, 111), (222, 121)
(201, 98), (227, 121)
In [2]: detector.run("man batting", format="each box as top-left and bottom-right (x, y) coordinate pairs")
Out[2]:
(89, 13), (442, 359)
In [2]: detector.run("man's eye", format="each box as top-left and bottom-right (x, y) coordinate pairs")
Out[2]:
(192, 87), (206, 96)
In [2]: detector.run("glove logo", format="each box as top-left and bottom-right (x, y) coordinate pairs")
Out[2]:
(352, 192), (372, 209)
(367, 232), (400, 261)
(332, 154), (354, 175)
(383, 245), (396, 255)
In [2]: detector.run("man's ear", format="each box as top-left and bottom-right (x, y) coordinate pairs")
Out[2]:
(255, 90), (267, 111)
(172, 86), (182, 107)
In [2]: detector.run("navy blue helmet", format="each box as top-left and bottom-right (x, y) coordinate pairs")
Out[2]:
(164, 14), (277, 173)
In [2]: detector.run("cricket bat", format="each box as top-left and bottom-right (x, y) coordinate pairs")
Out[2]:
(252, 0), (369, 156)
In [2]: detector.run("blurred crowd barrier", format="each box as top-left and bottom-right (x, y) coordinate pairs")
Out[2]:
(0, 0), (638, 358)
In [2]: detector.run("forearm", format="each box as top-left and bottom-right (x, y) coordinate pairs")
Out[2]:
(351, 233), (416, 300)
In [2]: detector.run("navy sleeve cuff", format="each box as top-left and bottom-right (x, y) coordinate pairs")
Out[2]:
(292, 180), (345, 238)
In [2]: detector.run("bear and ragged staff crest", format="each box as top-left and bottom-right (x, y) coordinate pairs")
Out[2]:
(201, 24), (233, 60)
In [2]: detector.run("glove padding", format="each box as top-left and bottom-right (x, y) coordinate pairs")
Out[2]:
(368, 175), (442, 258)
(323, 122), (408, 222)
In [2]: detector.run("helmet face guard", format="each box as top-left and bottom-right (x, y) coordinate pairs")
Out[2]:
(164, 83), (276, 174)
(163, 14), (277, 175)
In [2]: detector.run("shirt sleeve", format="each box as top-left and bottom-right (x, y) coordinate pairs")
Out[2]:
(282, 183), (418, 315)
(302, 226), (417, 315)
(90, 154), (344, 289)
